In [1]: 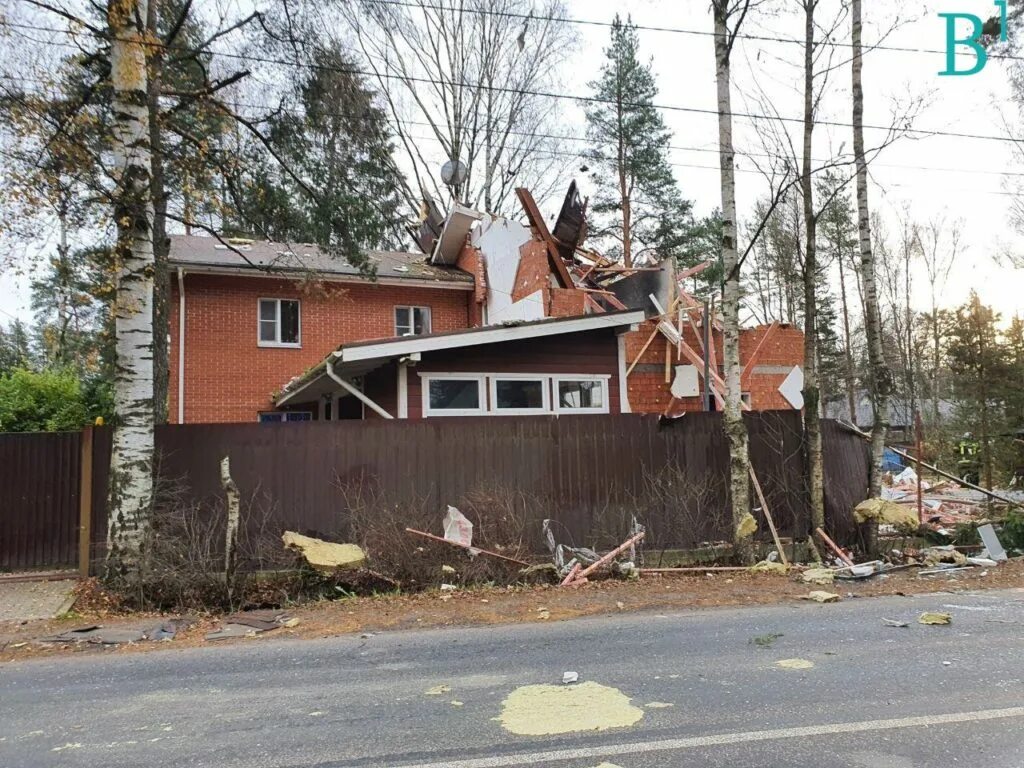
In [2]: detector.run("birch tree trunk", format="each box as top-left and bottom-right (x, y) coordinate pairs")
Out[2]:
(852, 0), (890, 551)
(106, 0), (156, 566)
(837, 251), (857, 422)
(800, 0), (825, 533)
(713, 1), (754, 565)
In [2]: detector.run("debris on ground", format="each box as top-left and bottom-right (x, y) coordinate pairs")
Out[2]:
(882, 618), (909, 628)
(40, 617), (195, 646)
(751, 633), (783, 647)
(749, 559), (788, 575)
(918, 611), (952, 626)
(283, 531), (367, 571)
(803, 591), (841, 603)
(562, 671), (579, 684)
(554, 520), (646, 587)
(425, 684), (451, 696)
(206, 610), (294, 641)
(978, 523), (1008, 562)
(801, 568), (835, 585)
(775, 658), (814, 670)
(406, 508), (529, 568)
(854, 498), (919, 531)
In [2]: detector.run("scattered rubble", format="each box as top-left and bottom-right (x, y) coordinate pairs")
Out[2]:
(206, 610), (295, 640)
(918, 612), (953, 626)
(283, 531), (366, 571)
(40, 618), (194, 646)
(804, 591), (841, 603)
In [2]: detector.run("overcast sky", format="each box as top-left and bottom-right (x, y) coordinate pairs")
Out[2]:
(1, 0), (1021, 327)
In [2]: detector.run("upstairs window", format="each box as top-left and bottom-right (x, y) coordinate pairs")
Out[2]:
(395, 306), (431, 337)
(259, 298), (300, 347)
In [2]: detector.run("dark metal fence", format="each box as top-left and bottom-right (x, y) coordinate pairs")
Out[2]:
(0, 414), (870, 571)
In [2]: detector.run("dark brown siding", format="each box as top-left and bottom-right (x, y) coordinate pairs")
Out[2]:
(403, 328), (621, 419)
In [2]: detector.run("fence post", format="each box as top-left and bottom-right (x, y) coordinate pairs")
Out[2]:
(78, 426), (94, 578)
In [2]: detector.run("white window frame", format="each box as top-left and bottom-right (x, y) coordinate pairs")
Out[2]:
(421, 374), (486, 417)
(489, 374), (550, 416)
(258, 298), (301, 348)
(552, 375), (611, 414)
(394, 305), (432, 337)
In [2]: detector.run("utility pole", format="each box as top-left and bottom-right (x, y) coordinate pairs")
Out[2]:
(703, 297), (712, 411)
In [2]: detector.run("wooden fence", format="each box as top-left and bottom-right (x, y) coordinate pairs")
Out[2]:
(0, 413), (870, 572)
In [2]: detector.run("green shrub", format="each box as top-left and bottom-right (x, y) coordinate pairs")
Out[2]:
(999, 510), (1024, 552)
(0, 368), (90, 432)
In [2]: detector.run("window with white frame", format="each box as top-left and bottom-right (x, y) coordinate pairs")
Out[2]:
(258, 298), (300, 346)
(258, 411), (312, 423)
(554, 377), (608, 413)
(423, 375), (484, 416)
(491, 376), (548, 414)
(395, 306), (431, 336)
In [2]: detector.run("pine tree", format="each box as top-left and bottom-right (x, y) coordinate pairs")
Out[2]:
(0, 321), (34, 375)
(947, 293), (1011, 489)
(585, 15), (693, 267)
(229, 44), (406, 258)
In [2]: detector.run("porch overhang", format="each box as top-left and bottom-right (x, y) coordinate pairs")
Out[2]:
(275, 309), (645, 409)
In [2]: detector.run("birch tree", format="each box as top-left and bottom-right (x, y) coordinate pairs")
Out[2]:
(106, 0), (156, 562)
(712, 0), (755, 564)
(852, 0), (892, 505)
(919, 214), (962, 426)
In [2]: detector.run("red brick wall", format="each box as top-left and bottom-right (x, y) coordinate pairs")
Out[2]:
(455, 241), (486, 327)
(622, 320), (804, 414)
(169, 273), (473, 423)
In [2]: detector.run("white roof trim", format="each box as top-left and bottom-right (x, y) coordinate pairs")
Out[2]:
(431, 204), (484, 265)
(337, 311), (646, 363)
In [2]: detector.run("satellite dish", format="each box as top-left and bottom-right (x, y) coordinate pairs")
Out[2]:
(441, 159), (468, 187)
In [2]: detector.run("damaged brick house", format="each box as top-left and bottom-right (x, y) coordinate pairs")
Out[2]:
(168, 183), (805, 423)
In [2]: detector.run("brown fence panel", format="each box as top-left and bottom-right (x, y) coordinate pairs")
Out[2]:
(0, 414), (868, 571)
(0, 431), (81, 571)
(151, 412), (859, 554)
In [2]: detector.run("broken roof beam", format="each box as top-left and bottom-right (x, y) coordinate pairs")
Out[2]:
(516, 187), (575, 289)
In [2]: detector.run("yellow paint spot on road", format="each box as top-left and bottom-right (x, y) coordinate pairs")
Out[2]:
(495, 681), (644, 736)
(775, 658), (815, 670)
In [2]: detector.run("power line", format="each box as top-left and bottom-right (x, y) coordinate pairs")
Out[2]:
(358, 0), (1009, 63)
(4, 18), (1023, 146)
(4, 71), (1024, 194)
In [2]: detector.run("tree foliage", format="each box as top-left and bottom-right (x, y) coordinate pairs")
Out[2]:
(585, 15), (694, 267)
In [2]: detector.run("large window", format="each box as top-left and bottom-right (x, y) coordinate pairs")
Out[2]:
(420, 373), (610, 417)
(258, 411), (312, 423)
(258, 298), (300, 347)
(423, 376), (485, 416)
(554, 377), (608, 414)
(395, 306), (431, 336)
(491, 377), (548, 414)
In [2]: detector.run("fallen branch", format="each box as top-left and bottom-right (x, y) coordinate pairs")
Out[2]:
(404, 528), (530, 567)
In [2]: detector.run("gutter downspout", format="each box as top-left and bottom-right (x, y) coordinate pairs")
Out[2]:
(326, 358), (394, 419)
(177, 267), (186, 424)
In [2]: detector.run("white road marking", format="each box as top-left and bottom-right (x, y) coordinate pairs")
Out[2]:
(392, 706), (1024, 768)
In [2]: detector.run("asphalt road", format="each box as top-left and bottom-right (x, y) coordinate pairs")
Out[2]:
(2, 587), (1024, 768)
